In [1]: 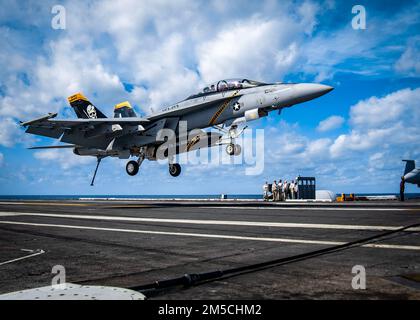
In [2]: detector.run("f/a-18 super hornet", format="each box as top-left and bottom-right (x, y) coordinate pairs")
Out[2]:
(21, 79), (333, 185)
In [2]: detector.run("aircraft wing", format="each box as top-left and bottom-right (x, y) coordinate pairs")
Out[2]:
(47, 117), (151, 126)
(20, 113), (151, 139)
(27, 144), (77, 149)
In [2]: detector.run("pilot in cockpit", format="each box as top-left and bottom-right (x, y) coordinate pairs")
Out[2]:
(218, 82), (228, 91)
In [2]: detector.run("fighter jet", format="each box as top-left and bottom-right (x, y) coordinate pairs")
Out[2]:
(20, 79), (333, 185)
(402, 160), (420, 187)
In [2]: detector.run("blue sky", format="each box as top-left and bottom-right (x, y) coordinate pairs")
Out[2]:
(0, 0), (419, 195)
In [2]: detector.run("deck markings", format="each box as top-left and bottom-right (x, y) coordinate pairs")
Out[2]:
(0, 249), (45, 266)
(199, 206), (420, 211)
(1, 211), (420, 232)
(0, 201), (418, 211)
(0, 201), (154, 208)
(0, 220), (419, 251)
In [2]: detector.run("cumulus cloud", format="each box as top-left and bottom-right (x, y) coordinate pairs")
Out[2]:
(350, 88), (420, 128)
(317, 115), (344, 132)
(198, 18), (290, 83)
(306, 138), (332, 157)
(34, 149), (94, 170)
(260, 86), (420, 190)
(0, 117), (25, 147)
(197, 2), (321, 84)
(329, 88), (420, 158)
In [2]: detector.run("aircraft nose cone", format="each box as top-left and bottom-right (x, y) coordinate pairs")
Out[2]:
(317, 84), (334, 94)
(293, 83), (334, 102)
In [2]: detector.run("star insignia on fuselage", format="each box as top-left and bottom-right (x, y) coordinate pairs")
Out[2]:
(233, 102), (241, 111)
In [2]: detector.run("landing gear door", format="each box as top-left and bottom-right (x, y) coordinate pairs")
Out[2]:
(143, 118), (167, 138)
(163, 117), (180, 132)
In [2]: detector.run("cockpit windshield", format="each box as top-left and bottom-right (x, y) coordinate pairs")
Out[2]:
(201, 79), (267, 94)
(187, 79), (268, 99)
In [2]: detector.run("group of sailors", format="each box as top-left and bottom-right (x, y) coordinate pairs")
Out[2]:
(263, 180), (298, 201)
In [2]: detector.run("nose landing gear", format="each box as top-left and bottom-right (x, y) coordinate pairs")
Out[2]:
(126, 152), (145, 176)
(226, 143), (241, 156)
(214, 123), (245, 156)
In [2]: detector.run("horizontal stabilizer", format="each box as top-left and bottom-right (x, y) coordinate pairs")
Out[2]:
(20, 113), (58, 127)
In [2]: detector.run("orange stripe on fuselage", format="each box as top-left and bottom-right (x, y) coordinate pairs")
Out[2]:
(208, 90), (240, 126)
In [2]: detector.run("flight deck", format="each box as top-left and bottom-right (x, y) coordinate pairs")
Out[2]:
(0, 199), (419, 299)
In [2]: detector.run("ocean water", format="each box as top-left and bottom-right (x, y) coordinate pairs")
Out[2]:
(0, 193), (419, 200)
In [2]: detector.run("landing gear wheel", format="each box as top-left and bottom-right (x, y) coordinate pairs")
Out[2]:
(126, 160), (139, 176)
(226, 143), (235, 156)
(169, 163), (181, 177)
(234, 144), (241, 156)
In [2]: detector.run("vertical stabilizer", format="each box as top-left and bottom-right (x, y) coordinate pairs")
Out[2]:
(402, 160), (415, 175)
(114, 101), (137, 118)
(68, 93), (107, 119)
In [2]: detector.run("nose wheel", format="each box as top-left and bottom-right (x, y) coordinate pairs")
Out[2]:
(126, 160), (139, 176)
(169, 163), (181, 177)
(226, 143), (241, 156)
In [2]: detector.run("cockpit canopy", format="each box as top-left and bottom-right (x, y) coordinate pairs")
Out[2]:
(187, 79), (268, 100)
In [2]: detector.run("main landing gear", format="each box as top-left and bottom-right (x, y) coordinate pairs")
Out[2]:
(125, 156), (182, 178)
(169, 163), (181, 177)
(126, 160), (139, 176)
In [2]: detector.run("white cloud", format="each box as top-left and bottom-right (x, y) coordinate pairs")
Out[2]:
(330, 88), (420, 158)
(89, 0), (203, 110)
(329, 128), (394, 158)
(260, 86), (420, 191)
(297, 0), (320, 34)
(34, 149), (94, 170)
(306, 138), (332, 157)
(395, 37), (420, 76)
(297, 3), (420, 81)
(350, 88), (420, 129)
(197, 3), (319, 84)
(198, 18), (285, 83)
(368, 152), (385, 171)
(0, 117), (25, 147)
(317, 115), (344, 132)
(0, 31), (133, 145)
(0, 152), (3, 167)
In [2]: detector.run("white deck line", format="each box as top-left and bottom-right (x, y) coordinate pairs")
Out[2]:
(198, 206), (417, 211)
(1, 211), (420, 232)
(0, 220), (419, 251)
(0, 249), (45, 266)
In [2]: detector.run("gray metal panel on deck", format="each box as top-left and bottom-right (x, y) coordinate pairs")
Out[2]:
(0, 283), (145, 300)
